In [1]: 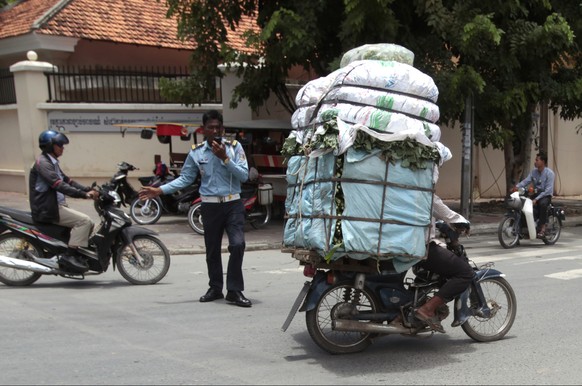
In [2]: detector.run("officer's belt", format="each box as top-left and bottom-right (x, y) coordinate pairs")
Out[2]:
(200, 194), (240, 203)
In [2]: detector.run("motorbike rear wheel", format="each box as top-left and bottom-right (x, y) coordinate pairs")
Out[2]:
(542, 214), (561, 245)
(249, 204), (271, 229)
(306, 282), (379, 354)
(498, 216), (520, 249)
(0, 235), (43, 286)
(461, 277), (517, 342)
(130, 198), (162, 225)
(116, 235), (170, 284)
(187, 202), (204, 235)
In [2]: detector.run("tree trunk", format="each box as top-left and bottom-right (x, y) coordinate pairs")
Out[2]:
(503, 104), (537, 197)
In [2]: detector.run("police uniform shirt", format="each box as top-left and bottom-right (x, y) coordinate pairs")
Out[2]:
(160, 139), (249, 197)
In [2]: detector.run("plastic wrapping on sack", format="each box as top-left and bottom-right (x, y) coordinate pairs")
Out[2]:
(295, 74), (334, 107)
(340, 43), (415, 68)
(340, 148), (433, 272)
(322, 85), (440, 123)
(316, 105), (441, 141)
(283, 149), (434, 272)
(331, 60), (439, 103)
(284, 154), (337, 252)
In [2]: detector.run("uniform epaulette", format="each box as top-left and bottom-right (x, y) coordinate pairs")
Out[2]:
(193, 142), (204, 150)
(225, 140), (238, 147)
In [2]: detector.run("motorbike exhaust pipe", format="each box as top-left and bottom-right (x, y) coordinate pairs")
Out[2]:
(0, 254), (55, 273)
(333, 319), (415, 335)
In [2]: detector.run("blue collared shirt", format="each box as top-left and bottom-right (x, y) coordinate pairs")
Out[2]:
(517, 167), (555, 201)
(160, 140), (249, 197)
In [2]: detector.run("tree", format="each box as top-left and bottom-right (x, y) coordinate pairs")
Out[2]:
(162, 0), (582, 196)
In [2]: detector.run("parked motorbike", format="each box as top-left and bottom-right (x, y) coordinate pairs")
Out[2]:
(129, 166), (200, 225)
(0, 183), (170, 286)
(281, 222), (517, 354)
(109, 161), (142, 206)
(187, 178), (273, 235)
(498, 188), (565, 249)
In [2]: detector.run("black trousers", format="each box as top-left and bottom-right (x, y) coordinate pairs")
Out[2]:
(417, 242), (474, 302)
(201, 199), (246, 292)
(534, 196), (551, 228)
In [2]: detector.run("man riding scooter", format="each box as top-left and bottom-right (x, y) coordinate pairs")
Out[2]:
(515, 151), (555, 238)
(29, 130), (99, 272)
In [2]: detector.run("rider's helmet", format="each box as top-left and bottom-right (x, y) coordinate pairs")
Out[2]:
(38, 130), (69, 153)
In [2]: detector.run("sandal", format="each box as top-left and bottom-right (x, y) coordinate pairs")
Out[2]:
(414, 310), (446, 333)
(537, 231), (545, 239)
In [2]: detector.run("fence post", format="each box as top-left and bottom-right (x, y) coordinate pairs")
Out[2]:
(10, 51), (54, 194)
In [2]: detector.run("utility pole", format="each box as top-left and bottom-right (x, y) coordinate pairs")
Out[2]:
(460, 95), (473, 219)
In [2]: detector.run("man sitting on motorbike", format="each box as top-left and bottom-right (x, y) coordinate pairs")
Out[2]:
(29, 130), (98, 272)
(515, 151), (555, 238)
(413, 195), (474, 333)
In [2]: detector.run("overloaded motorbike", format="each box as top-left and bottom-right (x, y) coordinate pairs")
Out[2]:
(0, 183), (170, 286)
(282, 222), (517, 354)
(498, 187), (565, 249)
(128, 164), (200, 225)
(187, 174), (273, 235)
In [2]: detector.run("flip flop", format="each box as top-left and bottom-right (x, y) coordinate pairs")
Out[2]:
(414, 310), (446, 333)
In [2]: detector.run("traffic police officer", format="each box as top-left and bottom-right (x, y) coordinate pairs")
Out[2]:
(139, 110), (251, 307)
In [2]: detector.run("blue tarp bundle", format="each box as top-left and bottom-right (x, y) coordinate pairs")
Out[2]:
(283, 148), (434, 271)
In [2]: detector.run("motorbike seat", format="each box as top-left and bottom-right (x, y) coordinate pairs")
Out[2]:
(0, 206), (71, 241)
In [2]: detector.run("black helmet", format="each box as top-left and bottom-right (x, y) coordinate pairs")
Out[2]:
(39, 130), (69, 153)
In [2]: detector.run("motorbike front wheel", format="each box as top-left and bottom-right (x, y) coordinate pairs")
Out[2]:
(249, 204), (272, 229)
(0, 234), (43, 286)
(305, 282), (379, 354)
(498, 216), (520, 249)
(542, 214), (561, 245)
(187, 202), (204, 235)
(116, 235), (170, 284)
(461, 277), (517, 342)
(130, 198), (162, 225)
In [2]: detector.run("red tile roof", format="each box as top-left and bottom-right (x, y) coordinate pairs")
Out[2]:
(0, 0), (257, 52)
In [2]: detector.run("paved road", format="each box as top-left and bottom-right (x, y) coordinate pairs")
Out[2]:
(2, 228), (582, 385)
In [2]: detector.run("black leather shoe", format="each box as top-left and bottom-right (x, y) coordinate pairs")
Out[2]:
(225, 291), (252, 307)
(199, 288), (224, 303)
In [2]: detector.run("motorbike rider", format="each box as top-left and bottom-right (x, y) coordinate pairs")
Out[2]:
(515, 151), (555, 238)
(413, 195), (474, 333)
(29, 130), (98, 272)
(139, 110), (252, 307)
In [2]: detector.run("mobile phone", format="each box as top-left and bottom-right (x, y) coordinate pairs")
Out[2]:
(213, 137), (222, 144)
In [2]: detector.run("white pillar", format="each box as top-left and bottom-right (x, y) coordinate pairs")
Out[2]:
(10, 51), (54, 194)
(218, 63), (252, 123)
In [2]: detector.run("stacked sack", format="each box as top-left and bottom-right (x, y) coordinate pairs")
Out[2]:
(282, 43), (450, 273)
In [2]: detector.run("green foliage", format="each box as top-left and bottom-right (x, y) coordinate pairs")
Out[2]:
(161, 0), (582, 192)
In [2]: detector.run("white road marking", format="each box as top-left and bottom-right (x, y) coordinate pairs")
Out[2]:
(545, 269), (582, 280)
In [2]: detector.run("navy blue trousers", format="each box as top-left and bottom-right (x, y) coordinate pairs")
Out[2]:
(201, 199), (246, 291)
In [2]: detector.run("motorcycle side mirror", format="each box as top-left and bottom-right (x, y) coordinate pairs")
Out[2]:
(140, 129), (153, 140)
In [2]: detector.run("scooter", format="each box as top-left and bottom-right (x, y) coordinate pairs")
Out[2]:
(187, 178), (273, 235)
(109, 161), (142, 206)
(128, 165), (200, 225)
(0, 183), (170, 286)
(281, 222), (517, 354)
(498, 188), (565, 249)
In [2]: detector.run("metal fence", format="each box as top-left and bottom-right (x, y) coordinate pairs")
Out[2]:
(45, 66), (222, 104)
(0, 68), (16, 105)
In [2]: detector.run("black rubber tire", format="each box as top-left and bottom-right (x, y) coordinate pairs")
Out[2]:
(130, 198), (162, 225)
(542, 215), (561, 245)
(116, 235), (170, 284)
(461, 277), (517, 342)
(0, 234), (43, 286)
(498, 216), (519, 249)
(249, 204), (271, 229)
(187, 202), (204, 235)
(305, 282), (379, 354)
